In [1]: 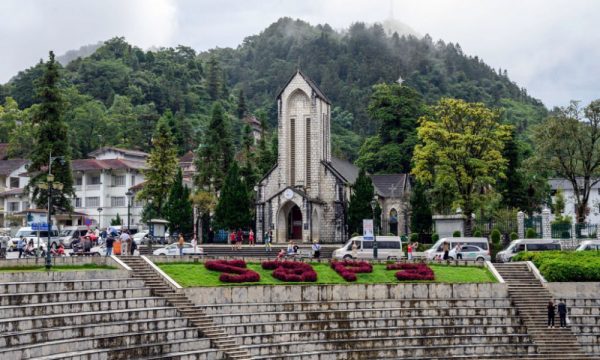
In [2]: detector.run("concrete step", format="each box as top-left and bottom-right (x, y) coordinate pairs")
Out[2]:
(0, 287), (152, 306)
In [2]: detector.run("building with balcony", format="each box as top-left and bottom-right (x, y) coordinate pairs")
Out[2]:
(0, 159), (29, 227)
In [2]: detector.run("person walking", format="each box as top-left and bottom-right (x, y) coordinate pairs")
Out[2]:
(351, 241), (358, 259)
(442, 241), (450, 260)
(17, 236), (25, 259)
(407, 242), (413, 261)
(229, 230), (236, 250)
(264, 231), (272, 252)
(312, 240), (321, 259)
(178, 233), (185, 256)
(558, 299), (568, 328)
(130, 238), (137, 255)
(547, 300), (556, 328)
(119, 230), (130, 255)
(105, 235), (114, 257)
(236, 229), (243, 250)
(248, 229), (255, 246)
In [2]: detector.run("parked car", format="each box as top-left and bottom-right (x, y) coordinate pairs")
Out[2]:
(576, 240), (600, 251)
(332, 236), (403, 260)
(58, 226), (90, 248)
(448, 244), (490, 261)
(132, 231), (149, 245)
(496, 239), (562, 263)
(89, 244), (106, 256)
(424, 237), (489, 260)
(153, 242), (203, 256)
(9, 226), (60, 251)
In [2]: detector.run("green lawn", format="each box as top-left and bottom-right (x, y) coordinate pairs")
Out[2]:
(0, 264), (117, 272)
(158, 262), (496, 287)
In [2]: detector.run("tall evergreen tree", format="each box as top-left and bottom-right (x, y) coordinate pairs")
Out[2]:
(497, 129), (528, 210)
(347, 169), (376, 235)
(206, 56), (223, 101)
(27, 51), (75, 211)
(194, 102), (233, 192)
(137, 116), (178, 218)
(410, 181), (433, 235)
(164, 168), (194, 235)
(214, 163), (252, 230)
(236, 89), (248, 120)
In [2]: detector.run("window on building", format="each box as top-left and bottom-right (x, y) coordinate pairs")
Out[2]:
(290, 118), (296, 185)
(9, 177), (19, 188)
(86, 197), (100, 207)
(112, 175), (125, 187)
(75, 198), (83, 208)
(131, 175), (135, 186)
(306, 118), (311, 187)
(8, 202), (19, 212)
(75, 177), (83, 186)
(89, 175), (101, 185)
(111, 196), (126, 207)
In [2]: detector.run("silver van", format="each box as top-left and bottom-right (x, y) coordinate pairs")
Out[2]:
(496, 238), (561, 263)
(576, 240), (600, 251)
(424, 237), (489, 260)
(332, 236), (403, 260)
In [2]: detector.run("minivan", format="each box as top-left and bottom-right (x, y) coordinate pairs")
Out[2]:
(576, 240), (600, 251)
(59, 226), (91, 248)
(332, 236), (403, 260)
(424, 237), (489, 261)
(9, 226), (60, 250)
(496, 239), (562, 263)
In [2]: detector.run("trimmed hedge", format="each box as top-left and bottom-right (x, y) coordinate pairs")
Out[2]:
(513, 251), (600, 282)
(331, 260), (373, 282)
(261, 260), (317, 282)
(205, 260), (260, 283)
(387, 262), (435, 281)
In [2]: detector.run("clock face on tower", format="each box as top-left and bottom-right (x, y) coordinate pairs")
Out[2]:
(284, 188), (294, 200)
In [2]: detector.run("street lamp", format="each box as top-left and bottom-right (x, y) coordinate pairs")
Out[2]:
(126, 190), (134, 231)
(37, 155), (64, 270)
(371, 196), (378, 260)
(97, 207), (103, 228)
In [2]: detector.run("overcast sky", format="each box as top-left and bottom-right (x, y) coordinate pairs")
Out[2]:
(1, 0), (598, 108)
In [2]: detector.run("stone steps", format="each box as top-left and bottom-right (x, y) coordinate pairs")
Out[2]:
(0, 278), (146, 294)
(0, 287), (152, 305)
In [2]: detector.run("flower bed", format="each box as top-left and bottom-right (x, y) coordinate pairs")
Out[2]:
(331, 260), (373, 281)
(204, 260), (260, 283)
(261, 260), (317, 282)
(387, 262), (435, 281)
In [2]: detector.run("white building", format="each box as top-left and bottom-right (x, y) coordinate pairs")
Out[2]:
(0, 159), (30, 227)
(549, 178), (600, 224)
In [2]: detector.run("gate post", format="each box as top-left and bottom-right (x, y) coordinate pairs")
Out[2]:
(541, 208), (551, 239)
(517, 211), (525, 239)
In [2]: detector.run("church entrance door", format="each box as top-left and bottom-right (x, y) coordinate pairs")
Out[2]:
(287, 205), (303, 240)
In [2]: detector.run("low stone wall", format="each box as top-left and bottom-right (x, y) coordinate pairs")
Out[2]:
(546, 282), (600, 299)
(0, 256), (117, 269)
(0, 269), (128, 283)
(185, 283), (508, 305)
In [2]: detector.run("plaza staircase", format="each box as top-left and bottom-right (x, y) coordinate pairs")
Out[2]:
(118, 256), (252, 360)
(494, 262), (595, 359)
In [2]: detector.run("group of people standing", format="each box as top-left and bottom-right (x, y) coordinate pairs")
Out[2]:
(547, 299), (569, 328)
(104, 229), (136, 256)
(228, 229), (255, 250)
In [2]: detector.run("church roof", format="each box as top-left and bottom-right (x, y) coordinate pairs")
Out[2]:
(326, 157), (359, 184)
(371, 174), (410, 198)
(276, 70), (331, 104)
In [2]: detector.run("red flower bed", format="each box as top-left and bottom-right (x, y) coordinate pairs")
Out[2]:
(261, 261), (317, 282)
(387, 263), (435, 281)
(205, 260), (260, 283)
(331, 260), (373, 282)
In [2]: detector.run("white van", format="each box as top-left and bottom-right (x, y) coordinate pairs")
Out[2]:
(496, 238), (561, 263)
(576, 240), (600, 251)
(424, 237), (489, 261)
(9, 226), (60, 250)
(332, 236), (403, 260)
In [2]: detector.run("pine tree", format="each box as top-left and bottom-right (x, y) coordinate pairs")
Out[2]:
(497, 129), (528, 210)
(236, 89), (248, 120)
(347, 169), (376, 235)
(164, 168), (193, 235)
(214, 163), (252, 230)
(206, 56), (223, 101)
(111, 213), (122, 226)
(137, 116), (178, 218)
(410, 181), (432, 235)
(27, 51), (75, 211)
(194, 102), (233, 192)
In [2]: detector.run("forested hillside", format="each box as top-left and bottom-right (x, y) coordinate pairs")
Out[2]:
(0, 17), (546, 164)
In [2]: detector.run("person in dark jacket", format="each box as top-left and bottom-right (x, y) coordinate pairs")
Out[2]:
(105, 236), (114, 256)
(557, 299), (568, 328)
(547, 300), (555, 328)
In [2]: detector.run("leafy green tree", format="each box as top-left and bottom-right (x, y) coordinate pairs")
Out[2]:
(0, 97), (23, 143)
(26, 51), (75, 211)
(347, 169), (376, 235)
(110, 213), (122, 226)
(194, 102), (233, 192)
(553, 187), (565, 215)
(214, 163), (252, 230)
(136, 116), (178, 218)
(107, 95), (142, 149)
(164, 168), (193, 235)
(531, 100), (600, 223)
(412, 98), (511, 234)
(410, 181), (432, 235)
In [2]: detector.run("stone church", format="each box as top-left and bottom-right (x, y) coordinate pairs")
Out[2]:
(255, 70), (410, 244)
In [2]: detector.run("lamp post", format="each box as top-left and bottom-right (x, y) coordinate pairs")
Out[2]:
(371, 196), (378, 260)
(37, 155), (64, 270)
(126, 190), (133, 231)
(97, 207), (103, 228)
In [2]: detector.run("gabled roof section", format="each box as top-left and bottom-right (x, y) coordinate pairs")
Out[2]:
(179, 151), (194, 164)
(371, 174), (409, 198)
(88, 147), (149, 159)
(0, 159), (28, 176)
(276, 70), (331, 104)
(71, 159), (147, 172)
(325, 157), (359, 184)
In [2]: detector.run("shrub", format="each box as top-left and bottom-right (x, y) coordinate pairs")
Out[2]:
(510, 232), (518, 240)
(526, 228), (537, 238)
(387, 262), (435, 281)
(331, 260), (373, 281)
(431, 233), (439, 243)
(490, 229), (501, 244)
(261, 261), (317, 282)
(452, 230), (461, 237)
(409, 233), (419, 242)
(512, 251), (600, 282)
(205, 260), (260, 283)
(473, 229), (482, 237)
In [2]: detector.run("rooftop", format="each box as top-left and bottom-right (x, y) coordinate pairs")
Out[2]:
(276, 70), (331, 105)
(0, 159), (28, 176)
(71, 158), (147, 172)
(88, 147), (149, 159)
(371, 174), (409, 198)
